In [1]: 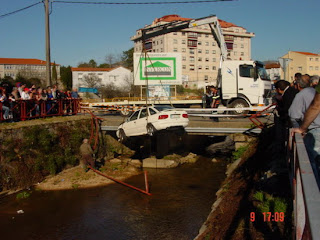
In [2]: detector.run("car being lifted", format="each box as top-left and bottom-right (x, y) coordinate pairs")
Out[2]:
(116, 105), (189, 141)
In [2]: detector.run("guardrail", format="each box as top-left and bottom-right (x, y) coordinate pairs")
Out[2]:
(288, 129), (320, 239)
(0, 99), (81, 122)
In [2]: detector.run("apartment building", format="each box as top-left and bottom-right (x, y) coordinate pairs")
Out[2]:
(131, 15), (255, 88)
(0, 58), (60, 81)
(280, 51), (320, 81)
(72, 66), (132, 89)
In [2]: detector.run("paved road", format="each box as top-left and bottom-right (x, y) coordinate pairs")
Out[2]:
(98, 114), (272, 129)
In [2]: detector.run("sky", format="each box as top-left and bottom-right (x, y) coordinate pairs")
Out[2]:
(0, 0), (319, 67)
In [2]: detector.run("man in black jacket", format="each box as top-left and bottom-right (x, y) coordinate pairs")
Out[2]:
(274, 80), (298, 159)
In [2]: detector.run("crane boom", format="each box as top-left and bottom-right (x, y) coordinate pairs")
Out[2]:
(135, 15), (228, 61)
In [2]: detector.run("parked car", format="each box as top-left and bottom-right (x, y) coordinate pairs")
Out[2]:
(116, 105), (189, 141)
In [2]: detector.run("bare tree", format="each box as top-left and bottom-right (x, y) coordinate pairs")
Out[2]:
(105, 54), (115, 68)
(82, 74), (101, 88)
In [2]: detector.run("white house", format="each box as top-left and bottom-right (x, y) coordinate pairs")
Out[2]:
(72, 66), (132, 89)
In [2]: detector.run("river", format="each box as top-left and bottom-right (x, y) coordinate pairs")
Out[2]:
(0, 156), (226, 240)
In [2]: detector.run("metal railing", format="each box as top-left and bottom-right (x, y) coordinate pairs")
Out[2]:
(288, 129), (320, 239)
(0, 99), (81, 122)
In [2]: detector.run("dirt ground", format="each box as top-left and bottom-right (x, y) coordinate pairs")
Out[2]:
(36, 163), (142, 191)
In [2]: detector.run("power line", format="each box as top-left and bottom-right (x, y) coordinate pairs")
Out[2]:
(52, 0), (235, 5)
(0, 1), (43, 19)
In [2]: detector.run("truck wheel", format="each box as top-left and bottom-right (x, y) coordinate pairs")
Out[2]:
(118, 129), (127, 142)
(147, 124), (157, 136)
(120, 107), (130, 117)
(229, 99), (249, 115)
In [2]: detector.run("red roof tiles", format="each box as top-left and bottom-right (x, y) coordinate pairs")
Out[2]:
(294, 51), (319, 56)
(0, 58), (58, 66)
(71, 67), (114, 72)
(153, 14), (240, 29)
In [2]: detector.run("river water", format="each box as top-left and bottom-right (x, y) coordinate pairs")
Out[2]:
(0, 141), (227, 240)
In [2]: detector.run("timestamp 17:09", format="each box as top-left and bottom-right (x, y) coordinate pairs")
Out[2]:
(250, 212), (284, 222)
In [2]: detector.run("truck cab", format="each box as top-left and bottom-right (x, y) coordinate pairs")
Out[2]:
(220, 60), (272, 111)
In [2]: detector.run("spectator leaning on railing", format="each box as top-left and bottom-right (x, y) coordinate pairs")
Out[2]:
(0, 88), (10, 120)
(293, 78), (320, 185)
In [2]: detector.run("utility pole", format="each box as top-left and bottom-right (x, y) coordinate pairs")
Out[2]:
(45, 0), (52, 86)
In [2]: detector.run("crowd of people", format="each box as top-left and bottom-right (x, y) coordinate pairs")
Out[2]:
(273, 73), (320, 185)
(0, 83), (80, 122)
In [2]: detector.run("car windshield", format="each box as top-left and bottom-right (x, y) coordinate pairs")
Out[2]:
(154, 105), (174, 112)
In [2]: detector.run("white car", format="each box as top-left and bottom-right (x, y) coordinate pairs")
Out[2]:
(116, 105), (189, 141)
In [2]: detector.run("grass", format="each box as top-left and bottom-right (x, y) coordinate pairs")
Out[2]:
(232, 144), (249, 161)
(253, 191), (288, 215)
(16, 191), (31, 200)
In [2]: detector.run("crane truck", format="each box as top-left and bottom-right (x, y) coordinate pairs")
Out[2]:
(87, 15), (272, 115)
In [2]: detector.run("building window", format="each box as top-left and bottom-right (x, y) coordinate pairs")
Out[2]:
(182, 65), (186, 69)
(205, 58), (209, 62)
(161, 48), (164, 52)
(241, 37), (244, 41)
(205, 66), (209, 70)
(204, 75), (208, 81)
(310, 66), (314, 71)
(188, 32), (197, 38)
(212, 58), (216, 62)
(182, 39), (186, 44)
(233, 44), (237, 48)
(309, 58), (313, 61)
(212, 42), (216, 46)
(198, 57), (202, 61)
(173, 48), (178, 52)
(241, 52), (244, 56)
(182, 56), (186, 61)
(189, 49), (195, 54)
(316, 58), (319, 61)
(182, 48), (186, 52)
(198, 49), (202, 53)
(212, 66), (216, 70)
(198, 41), (202, 45)
(190, 65), (195, 71)
(205, 34), (209, 38)
(298, 67), (302, 71)
(212, 50), (216, 54)
(205, 42), (209, 46)
(198, 65), (202, 70)
(188, 40), (197, 48)
(205, 50), (209, 54)
(173, 39), (178, 44)
(173, 32), (177, 35)
(241, 44), (244, 48)
(315, 66), (319, 71)
(234, 51), (237, 56)
(182, 32), (186, 36)
(190, 56), (195, 62)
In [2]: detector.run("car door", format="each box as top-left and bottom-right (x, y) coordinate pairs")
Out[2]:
(135, 108), (148, 135)
(123, 110), (140, 136)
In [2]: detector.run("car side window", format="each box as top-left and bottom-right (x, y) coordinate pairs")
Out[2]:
(129, 111), (139, 121)
(149, 108), (157, 115)
(139, 109), (147, 119)
(239, 64), (254, 78)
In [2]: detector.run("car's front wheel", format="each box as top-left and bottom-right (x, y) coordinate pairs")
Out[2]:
(147, 124), (157, 136)
(118, 129), (127, 142)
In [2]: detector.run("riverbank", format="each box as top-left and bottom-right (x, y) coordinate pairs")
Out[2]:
(195, 126), (293, 240)
(36, 160), (142, 191)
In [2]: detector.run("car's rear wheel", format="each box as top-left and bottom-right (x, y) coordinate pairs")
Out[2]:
(147, 124), (157, 136)
(118, 129), (127, 142)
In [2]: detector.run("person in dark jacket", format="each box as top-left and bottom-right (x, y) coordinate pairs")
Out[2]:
(274, 80), (298, 159)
